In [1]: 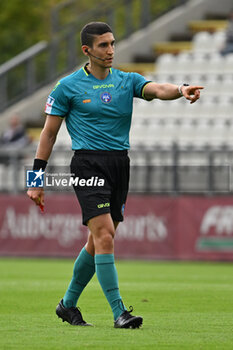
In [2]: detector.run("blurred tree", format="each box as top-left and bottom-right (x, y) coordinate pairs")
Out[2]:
(0, 0), (62, 65)
(0, 0), (182, 65)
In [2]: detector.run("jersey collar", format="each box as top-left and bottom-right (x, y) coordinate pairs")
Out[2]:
(83, 63), (112, 77)
(83, 63), (90, 76)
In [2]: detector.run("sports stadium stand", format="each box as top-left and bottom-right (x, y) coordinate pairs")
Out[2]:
(130, 27), (233, 149)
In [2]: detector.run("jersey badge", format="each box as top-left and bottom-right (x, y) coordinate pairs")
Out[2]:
(101, 92), (112, 103)
(45, 96), (55, 114)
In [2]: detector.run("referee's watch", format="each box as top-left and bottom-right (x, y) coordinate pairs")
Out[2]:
(178, 83), (189, 96)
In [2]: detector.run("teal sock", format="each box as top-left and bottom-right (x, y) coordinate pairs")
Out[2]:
(63, 247), (95, 308)
(95, 254), (127, 320)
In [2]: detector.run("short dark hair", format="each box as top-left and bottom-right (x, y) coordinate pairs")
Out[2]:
(81, 22), (113, 47)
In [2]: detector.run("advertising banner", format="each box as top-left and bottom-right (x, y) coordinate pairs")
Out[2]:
(176, 197), (233, 261)
(0, 194), (233, 260)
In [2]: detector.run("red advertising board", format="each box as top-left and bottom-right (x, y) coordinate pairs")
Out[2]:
(176, 197), (233, 261)
(0, 194), (233, 260)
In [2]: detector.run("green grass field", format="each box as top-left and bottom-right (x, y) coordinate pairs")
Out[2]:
(0, 258), (232, 350)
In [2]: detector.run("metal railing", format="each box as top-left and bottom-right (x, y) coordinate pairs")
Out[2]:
(0, 144), (232, 194)
(0, 0), (188, 113)
(0, 42), (48, 111)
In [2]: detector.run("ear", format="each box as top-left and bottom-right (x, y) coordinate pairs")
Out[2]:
(82, 45), (90, 56)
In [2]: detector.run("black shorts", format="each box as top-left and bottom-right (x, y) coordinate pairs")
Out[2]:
(70, 150), (130, 225)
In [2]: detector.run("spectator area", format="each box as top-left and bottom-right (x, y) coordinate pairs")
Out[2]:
(129, 26), (233, 149)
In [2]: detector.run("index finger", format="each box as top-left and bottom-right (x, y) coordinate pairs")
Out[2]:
(192, 86), (204, 90)
(40, 192), (45, 206)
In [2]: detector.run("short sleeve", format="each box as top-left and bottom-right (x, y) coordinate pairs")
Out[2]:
(132, 72), (151, 99)
(44, 81), (69, 117)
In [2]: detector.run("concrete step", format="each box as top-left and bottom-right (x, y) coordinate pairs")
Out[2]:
(116, 63), (155, 74)
(153, 41), (193, 55)
(188, 20), (228, 33)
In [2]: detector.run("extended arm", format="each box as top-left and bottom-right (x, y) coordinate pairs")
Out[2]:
(143, 82), (204, 104)
(27, 115), (63, 206)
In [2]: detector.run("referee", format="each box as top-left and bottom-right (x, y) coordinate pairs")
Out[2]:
(27, 22), (203, 328)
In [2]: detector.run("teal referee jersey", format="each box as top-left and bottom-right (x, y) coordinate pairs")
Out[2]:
(45, 65), (150, 150)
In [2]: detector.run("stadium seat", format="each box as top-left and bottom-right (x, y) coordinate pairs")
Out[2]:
(221, 75), (233, 95)
(156, 54), (177, 74)
(175, 53), (193, 74)
(224, 122), (233, 145)
(193, 31), (226, 53)
(154, 73), (174, 84)
(188, 53), (209, 74)
(146, 121), (175, 147)
(222, 54), (233, 74)
(203, 75), (220, 95)
(218, 96), (233, 116)
(193, 32), (212, 53)
(200, 97), (220, 118)
(206, 120), (228, 146)
(213, 30), (227, 51)
(177, 119), (197, 145)
(206, 53), (225, 74)
(130, 122), (149, 147)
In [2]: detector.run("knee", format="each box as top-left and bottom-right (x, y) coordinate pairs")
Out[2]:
(100, 232), (114, 251)
(94, 227), (115, 252)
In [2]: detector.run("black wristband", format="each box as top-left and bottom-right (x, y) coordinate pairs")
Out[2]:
(33, 158), (47, 171)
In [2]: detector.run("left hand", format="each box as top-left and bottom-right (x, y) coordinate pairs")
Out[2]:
(181, 85), (204, 104)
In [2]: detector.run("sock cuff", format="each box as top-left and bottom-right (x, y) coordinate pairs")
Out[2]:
(81, 247), (95, 266)
(95, 253), (114, 265)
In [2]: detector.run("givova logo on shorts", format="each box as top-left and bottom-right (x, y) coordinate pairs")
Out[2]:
(97, 202), (110, 209)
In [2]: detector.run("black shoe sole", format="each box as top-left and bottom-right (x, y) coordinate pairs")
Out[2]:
(57, 314), (93, 326)
(114, 316), (143, 329)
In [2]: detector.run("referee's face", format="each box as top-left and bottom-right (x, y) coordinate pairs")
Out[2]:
(90, 32), (115, 68)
